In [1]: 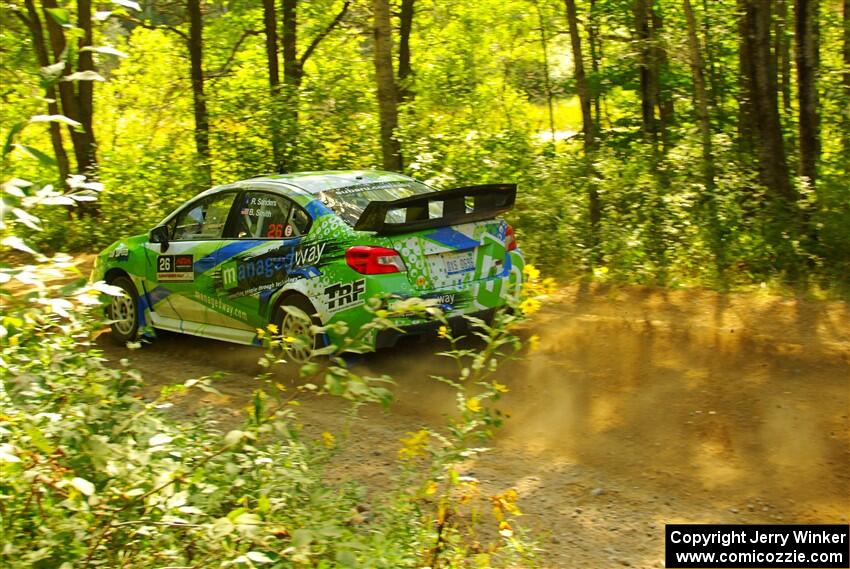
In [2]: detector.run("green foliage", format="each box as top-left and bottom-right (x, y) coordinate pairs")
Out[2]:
(2, 158), (543, 566)
(4, 0), (847, 291)
(1, 271), (543, 568)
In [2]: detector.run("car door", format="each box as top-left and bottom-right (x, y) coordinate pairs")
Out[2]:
(210, 187), (314, 330)
(148, 190), (239, 325)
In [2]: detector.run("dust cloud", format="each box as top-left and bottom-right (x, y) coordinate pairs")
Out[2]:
(102, 284), (850, 568)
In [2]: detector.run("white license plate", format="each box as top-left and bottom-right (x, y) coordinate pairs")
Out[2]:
(441, 250), (475, 275)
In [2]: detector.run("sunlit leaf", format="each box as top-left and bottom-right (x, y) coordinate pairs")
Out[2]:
(112, 0), (142, 11)
(67, 175), (104, 192)
(246, 552), (273, 563)
(81, 45), (128, 58)
(71, 477), (95, 496)
(224, 430), (244, 446)
(148, 433), (173, 447)
(40, 61), (66, 77)
(12, 208), (42, 231)
(70, 193), (98, 201)
(13, 144), (57, 167)
(3, 122), (26, 157)
(1, 236), (36, 255)
(45, 7), (71, 27)
(40, 196), (76, 206)
(30, 115), (82, 128)
(62, 71), (106, 82)
(91, 281), (126, 296)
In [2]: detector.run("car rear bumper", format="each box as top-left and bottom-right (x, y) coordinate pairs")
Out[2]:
(374, 307), (498, 349)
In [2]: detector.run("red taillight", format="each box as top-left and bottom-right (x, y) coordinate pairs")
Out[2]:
(346, 246), (407, 274)
(505, 224), (518, 251)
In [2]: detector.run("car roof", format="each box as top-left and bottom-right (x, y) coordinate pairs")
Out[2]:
(245, 170), (416, 194)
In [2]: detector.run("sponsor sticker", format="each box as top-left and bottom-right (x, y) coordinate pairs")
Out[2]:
(325, 279), (366, 313)
(157, 254), (194, 282)
(438, 293), (455, 306)
(109, 244), (129, 260)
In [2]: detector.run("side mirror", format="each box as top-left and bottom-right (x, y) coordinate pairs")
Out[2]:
(150, 226), (170, 252)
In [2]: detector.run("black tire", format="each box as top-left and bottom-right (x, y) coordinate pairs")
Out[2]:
(273, 295), (324, 364)
(107, 276), (140, 344)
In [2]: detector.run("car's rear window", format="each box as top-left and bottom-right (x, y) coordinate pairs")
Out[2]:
(319, 181), (436, 226)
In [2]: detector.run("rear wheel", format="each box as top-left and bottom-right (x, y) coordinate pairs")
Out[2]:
(108, 276), (139, 344)
(273, 296), (324, 364)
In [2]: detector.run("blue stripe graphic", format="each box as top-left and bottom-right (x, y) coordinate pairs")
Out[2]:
(426, 226), (479, 250)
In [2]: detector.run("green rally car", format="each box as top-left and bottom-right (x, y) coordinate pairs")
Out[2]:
(92, 171), (525, 359)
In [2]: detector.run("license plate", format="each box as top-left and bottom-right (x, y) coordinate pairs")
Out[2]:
(441, 250), (475, 276)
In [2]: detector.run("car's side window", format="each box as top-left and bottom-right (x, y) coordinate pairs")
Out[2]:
(230, 191), (311, 239)
(172, 192), (237, 241)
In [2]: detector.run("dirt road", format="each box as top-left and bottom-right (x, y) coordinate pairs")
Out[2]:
(99, 284), (850, 568)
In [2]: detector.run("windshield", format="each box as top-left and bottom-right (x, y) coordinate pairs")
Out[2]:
(319, 181), (437, 226)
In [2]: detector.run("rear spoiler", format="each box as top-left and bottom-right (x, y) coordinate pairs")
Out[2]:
(353, 183), (517, 235)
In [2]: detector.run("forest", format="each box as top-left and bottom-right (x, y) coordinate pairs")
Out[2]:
(2, 0), (849, 567)
(1, 0), (847, 289)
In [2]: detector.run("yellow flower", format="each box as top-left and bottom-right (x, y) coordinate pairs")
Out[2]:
(321, 432), (335, 449)
(398, 429), (430, 460)
(490, 488), (522, 521)
(437, 325), (449, 339)
(492, 381), (509, 394)
(466, 397), (482, 413)
(499, 520), (514, 538)
(283, 336), (297, 343)
(424, 480), (439, 495)
(266, 323), (279, 334)
(542, 277), (557, 294)
(522, 264), (540, 281)
(519, 298), (541, 315)
(527, 334), (540, 352)
(256, 328), (265, 338)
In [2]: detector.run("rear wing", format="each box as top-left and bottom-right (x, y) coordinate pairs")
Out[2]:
(353, 183), (517, 235)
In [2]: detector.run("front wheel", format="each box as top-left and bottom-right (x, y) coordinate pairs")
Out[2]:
(108, 276), (140, 344)
(273, 296), (324, 364)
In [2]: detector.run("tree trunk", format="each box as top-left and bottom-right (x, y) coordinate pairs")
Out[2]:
(844, 0), (850, 160)
(535, 1), (556, 142)
(21, 0), (70, 186)
(776, 0), (793, 118)
(280, 0), (300, 172)
(262, 0), (283, 170)
(684, 0), (724, 272)
(795, 0), (820, 188)
(737, 0), (756, 153)
(76, 0), (96, 176)
(373, 0), (402, 171)
(588, 0), (602, 128)
(277, 0), (350, 172)
(187, 0), (211, 184)
(263, 0), (280, 89)
(397, 0), (414, 101)
(634, 0), (658, 150)
(650, 4), (674, 149)
(281, 0), (300, 87)
(700, 0), (720, 112)
(741, 0), (795, 202)
(565, 0), (600, 259)
(41, 0), (92, 177)
(683, 0), (714, 193)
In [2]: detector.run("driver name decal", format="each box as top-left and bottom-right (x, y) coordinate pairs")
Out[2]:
(157, 255), (194, 282)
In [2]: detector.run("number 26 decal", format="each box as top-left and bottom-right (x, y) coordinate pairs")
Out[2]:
(266, 223), (283, 238)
